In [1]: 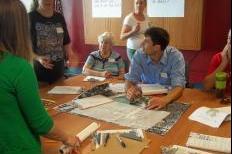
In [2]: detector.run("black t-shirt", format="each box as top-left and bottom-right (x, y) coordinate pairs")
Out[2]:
(29, 11), (70, 61)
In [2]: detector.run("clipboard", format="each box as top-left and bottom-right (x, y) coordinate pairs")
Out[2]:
(89, 134), (150, 154)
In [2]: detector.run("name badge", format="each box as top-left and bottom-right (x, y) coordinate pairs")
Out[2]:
(108, 58), (115, 63)
(56, 27), (64, 34)
(160, 73), (168, 78)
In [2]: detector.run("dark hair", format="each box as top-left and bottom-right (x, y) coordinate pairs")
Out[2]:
(144, 27), (170, 51)
(0, 0), (32, 61)
(31, 0), (39, 11)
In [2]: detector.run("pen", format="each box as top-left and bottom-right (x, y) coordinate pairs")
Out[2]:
(103, 133), (110, 147)
(116, 135), (126, 148)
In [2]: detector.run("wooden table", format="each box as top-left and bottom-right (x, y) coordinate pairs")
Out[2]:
(40, 76), (231, 154)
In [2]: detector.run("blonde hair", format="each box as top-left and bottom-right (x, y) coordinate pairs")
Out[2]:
(98, 32), (114, 44)
(0, 0), (32, 61)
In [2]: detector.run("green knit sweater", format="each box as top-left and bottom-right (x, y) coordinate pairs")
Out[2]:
(0, 52), (54, 154)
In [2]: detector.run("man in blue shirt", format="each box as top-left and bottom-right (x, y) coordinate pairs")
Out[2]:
(125, 27), (186, 110)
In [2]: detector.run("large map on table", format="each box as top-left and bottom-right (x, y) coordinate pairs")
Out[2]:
(69, 95), (190, 135)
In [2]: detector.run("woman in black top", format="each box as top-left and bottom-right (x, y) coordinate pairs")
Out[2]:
(29, 0), (73, 83)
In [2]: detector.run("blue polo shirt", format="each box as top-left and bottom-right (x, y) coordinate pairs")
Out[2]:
(84, 50), (125, 76)
(125, 46), (186, 88)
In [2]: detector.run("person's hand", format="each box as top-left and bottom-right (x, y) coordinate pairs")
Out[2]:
(126, 86), (142, 101)
(132, 23), (140, 34)
(102, 71), (112, 78)
(65, 60), (71, 68)
(37, 56), (54, 69)
(145, 96), (169, 110)
(63, 135), (81, 154)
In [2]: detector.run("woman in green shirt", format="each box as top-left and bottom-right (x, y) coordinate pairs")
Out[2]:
(0, 0), (80, 153)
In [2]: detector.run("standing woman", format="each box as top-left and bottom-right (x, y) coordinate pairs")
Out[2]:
(29, 0), (74, 84)
(120, 0), (150, 61)
(0, 0), (80, 153)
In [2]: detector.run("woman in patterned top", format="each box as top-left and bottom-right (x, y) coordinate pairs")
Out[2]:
(29, 0), (75, 84)
(83, 32), (125, 79)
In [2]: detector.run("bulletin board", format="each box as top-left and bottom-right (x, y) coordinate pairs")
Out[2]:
(83, 0), (204, 50)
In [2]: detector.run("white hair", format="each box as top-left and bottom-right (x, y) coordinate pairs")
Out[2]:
(98, 32), (114, 44)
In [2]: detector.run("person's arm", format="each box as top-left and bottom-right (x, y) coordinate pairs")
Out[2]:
(146, 52), (186, 110)
(203, 45), (230, 90)
(120, 24), (140, 40)
(64, 44), (79, 67)
(120, 15), (140, 40)
(125, 80), (142, 101)
(125, 52), (144, 100)
(146, 86), (184, 110)
(117, 57), (126, 79)
(82, 55), (111, 78)
(83, 66), (111, 78)
(15, 61), (79, 150)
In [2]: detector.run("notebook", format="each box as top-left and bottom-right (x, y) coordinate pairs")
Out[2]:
(186, 132), (231, 153)
(48, 86), (82, 94)
(73, 95), (114, 110)
(138, 84), (169, 95)
(189, 106), (230, 128)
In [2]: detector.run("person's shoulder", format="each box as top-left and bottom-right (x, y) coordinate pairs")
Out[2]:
(212, 52), (222, 61)
(111, 51), (121, 58)
(166, 46), (184, 58)
(133, 49), (147, 60)
(28, 10), (38, 19)
(88, 50), (100, 57)
(124, 13), (134, 21)
(2, 52), (32, 71)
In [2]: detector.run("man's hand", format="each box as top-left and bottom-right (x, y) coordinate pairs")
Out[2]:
(145, 96), (169, 110)
(126, 86), (142, 101)
(37, 56), (54, 69)
(102, 71), (112, 78)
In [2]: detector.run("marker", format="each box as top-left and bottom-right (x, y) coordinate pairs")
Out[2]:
(103, 133), (110, 147)
(116, 135), (126, 148)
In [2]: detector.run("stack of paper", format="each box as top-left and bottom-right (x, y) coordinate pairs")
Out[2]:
(83, 76), (106, 82)
(48, 86), (82, 94)
(109, 83), (125, 93)
(138, 84), (168, 95)
(186, 132), (231, 153)
(73, 95), (114, 110)
(189, 106), (231, 128)
(161, 145), (213, 154)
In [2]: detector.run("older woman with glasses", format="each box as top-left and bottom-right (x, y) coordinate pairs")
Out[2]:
(83, 32), (125, 79)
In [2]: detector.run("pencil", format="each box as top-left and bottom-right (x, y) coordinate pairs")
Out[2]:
(41, 98), (56, 104)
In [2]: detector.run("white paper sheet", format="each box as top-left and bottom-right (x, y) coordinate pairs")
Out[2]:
(147, 0), (185, 17)
(70, 101), (170, 130)
(48, 86), (82, 94)
(73, 95), (114, 110)
(83, 76), (106, 82)
(169, 145), (213, 154)
(109, 83), (125, 93)
(92, 0), (122, 18)
(138, 84), (169, 95)
(189, 107), (230, 128)
(216, 106), (231, 121)
(186, 132), (231, 153)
